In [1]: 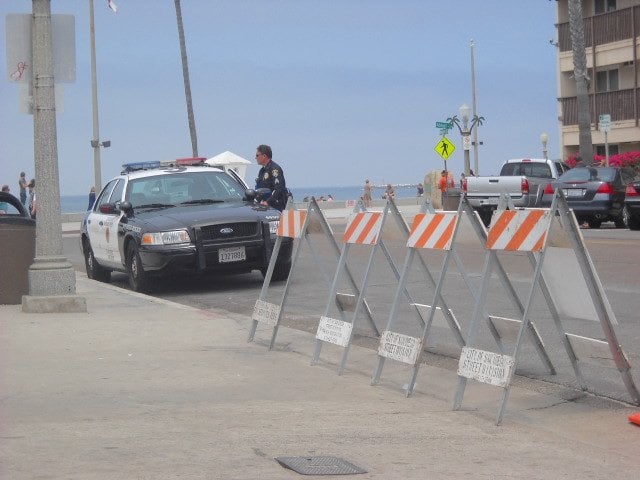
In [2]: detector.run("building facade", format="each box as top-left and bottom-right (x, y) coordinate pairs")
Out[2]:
(556, 0), (640, 160)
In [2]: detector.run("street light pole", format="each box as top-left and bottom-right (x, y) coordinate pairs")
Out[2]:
(89, 0), (102, 192)
(460, 104), (471, 176)
(448, 103), (484, 176)
(540, 132), (549, 160)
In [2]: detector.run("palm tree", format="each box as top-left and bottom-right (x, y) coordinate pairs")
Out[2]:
(568, 0), (593, 165)
(174, 0), (198, 157)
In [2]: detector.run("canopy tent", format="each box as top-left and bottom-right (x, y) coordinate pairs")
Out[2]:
(205, 151), (252, 183)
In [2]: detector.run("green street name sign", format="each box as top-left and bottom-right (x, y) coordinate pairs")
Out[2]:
(436, 121), (453, 129)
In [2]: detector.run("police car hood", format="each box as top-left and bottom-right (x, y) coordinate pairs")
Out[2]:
(134, 202), (280, 230)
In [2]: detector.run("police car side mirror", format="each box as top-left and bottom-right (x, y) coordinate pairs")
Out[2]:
(244, 189), (257, 201)
(119, 201), (133, 215)
(254, 188), (272, 202)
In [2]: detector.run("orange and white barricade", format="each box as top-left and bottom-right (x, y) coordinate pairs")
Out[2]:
(371, 204), (465, 394)
(311, 197), (431, 375)
(452, 191), (639, 425)
(249, 197), (378, 350)
(371, 195), (556, 396)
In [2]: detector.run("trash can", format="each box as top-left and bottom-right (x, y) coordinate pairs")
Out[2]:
(0, 192), (35, 304)
(442, 187), (461, 211)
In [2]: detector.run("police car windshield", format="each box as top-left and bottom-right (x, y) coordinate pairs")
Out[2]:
(127, 171), (245, 208)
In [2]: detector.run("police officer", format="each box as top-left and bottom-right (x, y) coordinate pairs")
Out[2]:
(255, 144), (288, 211)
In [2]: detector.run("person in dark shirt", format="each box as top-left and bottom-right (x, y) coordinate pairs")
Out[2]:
(254, 144), (288, 211)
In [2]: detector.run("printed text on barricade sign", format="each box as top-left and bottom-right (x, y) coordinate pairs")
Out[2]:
(378, 331), (422, 364)
(252, 299), (281, 326)
(316, 316), (353, 347)
(457, 347), (515, 388)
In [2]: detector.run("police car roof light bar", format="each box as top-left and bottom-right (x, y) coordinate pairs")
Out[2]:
(175, 157), (207, 166)
(121, 161), (161, 173)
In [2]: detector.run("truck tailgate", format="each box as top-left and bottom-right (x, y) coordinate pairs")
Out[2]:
(465, 176), (524, 197)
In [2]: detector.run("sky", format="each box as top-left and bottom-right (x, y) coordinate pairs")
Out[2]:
(1, 0), (560, 196)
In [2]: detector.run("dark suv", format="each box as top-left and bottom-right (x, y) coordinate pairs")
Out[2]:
(541, 166), (635, 228)
(80, 159), (292, 292)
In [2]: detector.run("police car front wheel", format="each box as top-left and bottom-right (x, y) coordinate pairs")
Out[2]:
(126, 243), (152, 293)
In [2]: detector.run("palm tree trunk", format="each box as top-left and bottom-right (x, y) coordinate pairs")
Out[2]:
(569, 0), (594, 164)
(174, 0), (198, 157)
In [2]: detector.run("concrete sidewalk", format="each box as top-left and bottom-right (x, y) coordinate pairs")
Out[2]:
(1, 274), (638, 479)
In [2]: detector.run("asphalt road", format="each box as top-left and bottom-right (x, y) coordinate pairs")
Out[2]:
(63, 222), (640, 405)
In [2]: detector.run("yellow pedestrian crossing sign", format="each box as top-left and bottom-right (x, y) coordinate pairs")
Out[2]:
(434, 136), (455, 160)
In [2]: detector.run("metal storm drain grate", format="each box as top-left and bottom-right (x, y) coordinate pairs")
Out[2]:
(275, 456), (367, 476)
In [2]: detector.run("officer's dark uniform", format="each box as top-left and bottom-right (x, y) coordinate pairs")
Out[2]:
(255, 159), (287, 211)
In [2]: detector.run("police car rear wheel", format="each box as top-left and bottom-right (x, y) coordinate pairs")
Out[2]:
(126, 243), (151, 292)
(83, 239), (110, 283)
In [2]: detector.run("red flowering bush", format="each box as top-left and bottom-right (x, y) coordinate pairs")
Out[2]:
(566, 151), (640, 171)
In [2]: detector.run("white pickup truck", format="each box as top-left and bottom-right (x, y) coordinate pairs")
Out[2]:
(462, 158), (570, 226)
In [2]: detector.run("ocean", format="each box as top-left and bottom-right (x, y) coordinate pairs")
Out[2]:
(60, 184), (421, 213)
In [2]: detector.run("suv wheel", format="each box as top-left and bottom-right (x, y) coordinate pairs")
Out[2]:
(587, 218), (602, 229)
(83, 239), (110, 282)
(614, 213), (626, 229)
(628, 214), (640, 231)
(126, 243), (151, 292)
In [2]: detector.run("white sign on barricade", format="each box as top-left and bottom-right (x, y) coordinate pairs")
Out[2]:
(248, 197), (379, 350)
(317, 316), (353, 347)
(457, 347), (515, 388)
(452, 191), (639, 425)
(378, 331), (422, 364)
(252, 299), (280, 326)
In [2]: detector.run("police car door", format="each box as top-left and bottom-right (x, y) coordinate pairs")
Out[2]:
(89, 179), (124, 267)
(87, 180), (116, 262)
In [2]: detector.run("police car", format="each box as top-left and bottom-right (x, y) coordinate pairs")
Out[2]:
(80, 158), (292, 292)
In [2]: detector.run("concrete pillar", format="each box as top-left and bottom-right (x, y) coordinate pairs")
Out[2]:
(23, 0), (86, 313)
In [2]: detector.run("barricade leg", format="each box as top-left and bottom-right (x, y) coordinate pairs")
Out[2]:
(406, 246), (457, 397)
(248, 235), (284, 342)
(453, 251), (495, 410)
(268, 231), (308, 350)
(495, 241), (550, 425)
(312, 244), (350, 366)
(371, 248), (417, 385)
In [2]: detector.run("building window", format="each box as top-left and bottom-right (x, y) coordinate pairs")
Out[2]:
(594, 0), (616, 15)
(596, 69), (618, 92)
(596, 144), (619, 156)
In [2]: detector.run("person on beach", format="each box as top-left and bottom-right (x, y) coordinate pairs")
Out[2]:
(27, 179), (36, 217)
(363, 179), (373, 207)
(29, 181), (37, 219)
(18, 172), (27, 206)
(88, 186), (96, 210)
(384, 183), (395, 200)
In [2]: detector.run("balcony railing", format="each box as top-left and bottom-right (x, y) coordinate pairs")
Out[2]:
(559, 88), (638, 125)
(557, 6), (640, 52)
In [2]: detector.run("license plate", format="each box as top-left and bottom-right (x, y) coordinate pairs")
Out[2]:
(218, 246), (246, 263)
(482, 198), (499, 205)
(563, 188), (584, 198)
